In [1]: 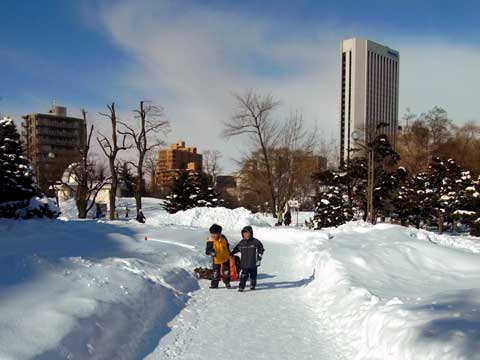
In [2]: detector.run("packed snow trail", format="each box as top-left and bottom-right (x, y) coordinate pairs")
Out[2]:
(146, 234), (348, 360)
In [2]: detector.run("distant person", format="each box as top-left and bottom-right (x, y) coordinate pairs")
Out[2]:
(283, 208), (292, 226)
(136, 209), (146, 223)
(125, 206), (129, 218)
(205, 224), (231, 289)
(276, 210), (283, 226)
(232, 226), (265, 292)
(95, 203), (102, 219)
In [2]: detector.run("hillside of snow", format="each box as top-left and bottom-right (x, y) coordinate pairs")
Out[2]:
(1, 200), (479, 359)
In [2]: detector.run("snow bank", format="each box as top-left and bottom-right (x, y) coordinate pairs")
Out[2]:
(148, 206), (275, 231)
(59, 198), (275, 233)
(59, 197), (166, 220)
(0, 217), (207, 359)
(294, 223), (480, 359)
(412, 228), (480, 254)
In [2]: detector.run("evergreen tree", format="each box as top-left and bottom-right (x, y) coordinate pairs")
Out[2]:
(393, 157), (480, 234)
(163, 171), (201, 214)
(466, 178), (480, 235)
(0, 118), (58, 218)
(118, 161), (135, 197)
(197, 186), (222, 207)
(427, 158), (467, 233)
(311, 170), (354, 229)
(196, 173), (224, 208)
(393, 172), (433, 228)
(0, 118), (40, 201)
(449, 171), (480, 233)
(368, 135), (402, 221)
(342, 155), (368, 214)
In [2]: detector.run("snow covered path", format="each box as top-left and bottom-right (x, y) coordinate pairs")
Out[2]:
(147, 236), (346, 360)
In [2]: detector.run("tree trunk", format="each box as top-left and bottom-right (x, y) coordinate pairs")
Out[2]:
(135, 155), (144, 214)
(77, 205), (87, 219)
(108, 158), (117, 220)
(438, 213), (444, 234)
(76, 195), (88, 219)
(258, 133), (277, 217)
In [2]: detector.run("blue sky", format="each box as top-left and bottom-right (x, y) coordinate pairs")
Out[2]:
(1, 0), (479, 172)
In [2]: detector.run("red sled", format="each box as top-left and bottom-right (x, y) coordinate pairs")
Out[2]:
(221, 256), (240, 282)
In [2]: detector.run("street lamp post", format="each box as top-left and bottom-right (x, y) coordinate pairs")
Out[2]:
(351, 131), (375, 224)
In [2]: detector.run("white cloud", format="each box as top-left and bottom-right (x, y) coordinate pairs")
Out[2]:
(97, 0), (480, 172)
(396, 40), (480, 122)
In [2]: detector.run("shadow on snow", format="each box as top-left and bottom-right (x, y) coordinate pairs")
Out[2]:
(253, 270), (316, 291)
(407, 289), (480, 358)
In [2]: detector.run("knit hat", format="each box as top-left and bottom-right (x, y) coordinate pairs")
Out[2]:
(209, 224), (222, 234)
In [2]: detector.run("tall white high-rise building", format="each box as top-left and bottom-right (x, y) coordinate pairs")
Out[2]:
(339, 38), (399, 165)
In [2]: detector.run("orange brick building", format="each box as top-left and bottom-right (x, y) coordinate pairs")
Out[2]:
(155, 141), (203, 195)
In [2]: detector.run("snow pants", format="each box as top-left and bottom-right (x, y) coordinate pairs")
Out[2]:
(211, 260), (230, 288)
(239, 267), (258, 290)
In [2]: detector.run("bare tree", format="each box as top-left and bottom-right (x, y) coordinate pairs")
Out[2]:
(423, 106), (451, 151)
(318, 136), (338, 169)
(94, 160), (108, 181)
(398, 107), (454, 174)
(401, 107), (416, 131)
(203, 150), (223, 187)
(62, 110), (111, 218)
(439, 121), (480, 175)
(223, 91), (280, 216)
(118, 101), (169, 214)
(97, 103), (130, 220)
(274, 111), (318, 210)
(236, 112), (321, 212)
(144, 149), (159, 196)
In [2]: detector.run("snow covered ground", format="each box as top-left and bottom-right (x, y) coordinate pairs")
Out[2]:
(299, 222), (480, 359)
(1, 199), (479, 359)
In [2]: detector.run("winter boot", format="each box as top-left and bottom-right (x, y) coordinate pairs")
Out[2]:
(238, 288), (244, 292)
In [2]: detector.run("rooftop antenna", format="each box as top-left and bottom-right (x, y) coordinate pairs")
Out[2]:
(48, 98), (57, 114)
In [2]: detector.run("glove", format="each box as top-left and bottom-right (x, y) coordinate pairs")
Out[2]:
(256, 254), (262, 267)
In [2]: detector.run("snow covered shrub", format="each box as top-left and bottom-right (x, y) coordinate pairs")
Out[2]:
(310, 170), (354, 229)
(471, 219), (480, 237)
(392, 172), (433, 228)
(163, 171), (223, 214)
(0, 118), (59, 219)
(312, 186), (353, 229)
(311, 135), (401, 228)
(0, 197), (60, 219)
(392, 157), (480, 234)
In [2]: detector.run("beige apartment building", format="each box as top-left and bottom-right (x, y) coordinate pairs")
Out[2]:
(154, 141), (203, 195)
(340, 38), (400, 165)
(22, 106), (85, 194)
